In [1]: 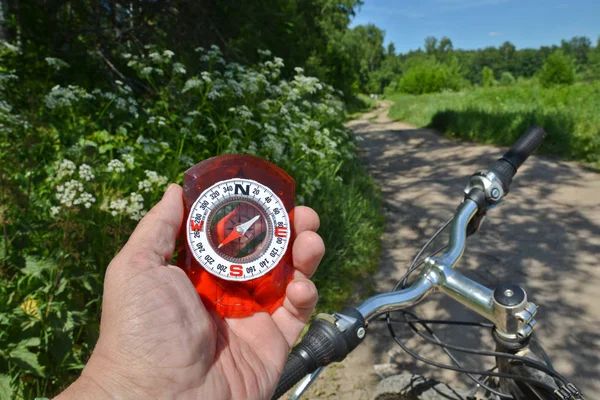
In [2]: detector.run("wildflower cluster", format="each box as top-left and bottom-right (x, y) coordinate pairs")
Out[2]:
(106, 192), (146, 221)
(138, 170), (168, 193)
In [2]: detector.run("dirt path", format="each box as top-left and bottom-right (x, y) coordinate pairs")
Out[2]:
(300, 102), (600, 399)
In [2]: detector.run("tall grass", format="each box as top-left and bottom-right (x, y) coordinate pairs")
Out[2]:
(387, 83), (600, 168)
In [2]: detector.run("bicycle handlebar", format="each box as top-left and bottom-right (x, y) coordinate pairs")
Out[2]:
(272, 127), (547, 399)
(488, 126), (546, 193)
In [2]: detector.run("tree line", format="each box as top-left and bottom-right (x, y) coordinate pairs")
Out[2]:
(348, 26), (600, 94)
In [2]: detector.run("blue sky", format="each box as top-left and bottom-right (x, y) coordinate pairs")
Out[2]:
(351, 0), (600, 53)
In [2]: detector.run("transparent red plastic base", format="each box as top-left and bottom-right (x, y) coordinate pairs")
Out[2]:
(177, 154), (295, 318)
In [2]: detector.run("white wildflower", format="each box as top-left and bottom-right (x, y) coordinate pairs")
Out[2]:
(107, 159), (125, 173)
(55, 180), (84, 207)
(55, 159), (76, 179)
(141, 66), (153, 76)
(163, 50), (175, 58)
(121, 154), (135, 167)
(138, 170), (168, 193)
(201, 71), (212, 83)
(173, 62), (186, 75)
(182, 78), (203, 93)
(207, 88), (221, 99)
(74, 191), (96, 208)
(126, 192), (146, 221)
(78, 164), (95, 181)
(109, 199), (128, 216)
(45, 57), (69, 71)
(149, 52), (161, 62)
(294, 67), (304, 74)
(50, 206), (60, 217)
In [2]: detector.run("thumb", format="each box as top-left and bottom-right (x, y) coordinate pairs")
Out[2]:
(118, 184), (184, 269)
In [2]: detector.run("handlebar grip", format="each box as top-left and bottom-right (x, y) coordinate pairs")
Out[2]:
(271, 352), (311, 399)
(502, 126), (547, 171)
(489, 126), (547, 192)
(271, 308), (366, 399)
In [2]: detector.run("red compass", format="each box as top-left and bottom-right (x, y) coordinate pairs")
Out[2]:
(177, 155), (295, 318)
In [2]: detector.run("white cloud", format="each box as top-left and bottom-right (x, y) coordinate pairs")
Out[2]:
(489, 32), (504, 37)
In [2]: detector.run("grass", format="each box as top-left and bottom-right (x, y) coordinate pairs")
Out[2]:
(387, 83), (600, 168)
(345, 93), (378, 120)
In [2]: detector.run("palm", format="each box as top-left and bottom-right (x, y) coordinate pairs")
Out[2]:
(73, 185), (323, 400)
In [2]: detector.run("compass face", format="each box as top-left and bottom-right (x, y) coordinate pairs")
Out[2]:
(187, 178), (291, 281)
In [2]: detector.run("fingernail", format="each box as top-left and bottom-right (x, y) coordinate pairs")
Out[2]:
(162, 183), (175, 199)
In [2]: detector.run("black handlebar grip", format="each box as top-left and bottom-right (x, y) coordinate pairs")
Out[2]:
(272, 309), (366, 399)
(502, 126), (547, 171)
(271, 351), (311, 399)
(489, 126), (547, 193)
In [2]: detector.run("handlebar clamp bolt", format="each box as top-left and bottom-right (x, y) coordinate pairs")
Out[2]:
(491, 188), (500, 199)
(357, 327), (366, 339)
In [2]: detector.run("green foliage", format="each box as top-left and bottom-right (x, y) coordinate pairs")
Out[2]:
(343, 24), (385, 93)
(398, 59), (464, 94)
(499, 71), (516, 86)
(538, 51), (576, 87)
(380, 35), (599, 87)
(346, 93), (378, 119)
(0, 44), (383, 397)
(1, 0), (364, 99)
(482, 66), (496, 87)
(387, 83), (600, 168)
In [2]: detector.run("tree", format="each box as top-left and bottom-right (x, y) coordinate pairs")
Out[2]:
(425, 36), (438, 55)
(499, 71), (516, 86)
(343, 24), (385, 92)
(387, 42), (396, 56)
(482, 66), (495, 87)
(561, 36), (592, 67)
(538, 50), (576, 87)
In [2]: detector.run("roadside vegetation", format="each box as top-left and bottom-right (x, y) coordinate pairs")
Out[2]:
(0, 2), (384, 398)
(366, 35), (600, 169)
(387, 83), (600, 167)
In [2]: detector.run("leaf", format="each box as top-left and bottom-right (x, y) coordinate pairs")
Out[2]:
(18, 337), (40, 348)
(22, 257), (56, 277)
(9, 345), (44, 377)
(0, 374), (13, 399)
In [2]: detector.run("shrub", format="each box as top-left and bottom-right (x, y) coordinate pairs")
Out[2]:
(398, 60), (463, 95)
(482, 66), (496, 87)
(538, 50), (576, 87)
(0, 45), (383, 397)
(499, 71), (516, 86)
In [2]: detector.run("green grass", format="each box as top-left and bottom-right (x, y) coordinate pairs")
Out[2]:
(387, 83), (600, 168)
(345, 93), (378, 120)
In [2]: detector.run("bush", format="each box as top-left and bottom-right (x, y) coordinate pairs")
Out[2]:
(387, 83), (600, 168)
(499, 71), (516, 86)
(539, 50), (576, 87)
(482, 66), (496, 87)
(398, 60), (463, 95)
(0, 44), (383, 397)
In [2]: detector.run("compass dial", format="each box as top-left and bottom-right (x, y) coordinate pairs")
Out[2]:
(187, 178), (291, 281)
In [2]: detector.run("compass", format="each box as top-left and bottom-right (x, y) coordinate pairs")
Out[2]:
(186, 178), (290, 281)
(178, 155), (295, 318)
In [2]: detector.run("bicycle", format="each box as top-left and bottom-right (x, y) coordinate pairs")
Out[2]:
(271, 127), (585, 400)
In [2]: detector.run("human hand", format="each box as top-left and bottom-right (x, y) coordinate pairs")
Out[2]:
(57, 184), (324, 400)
